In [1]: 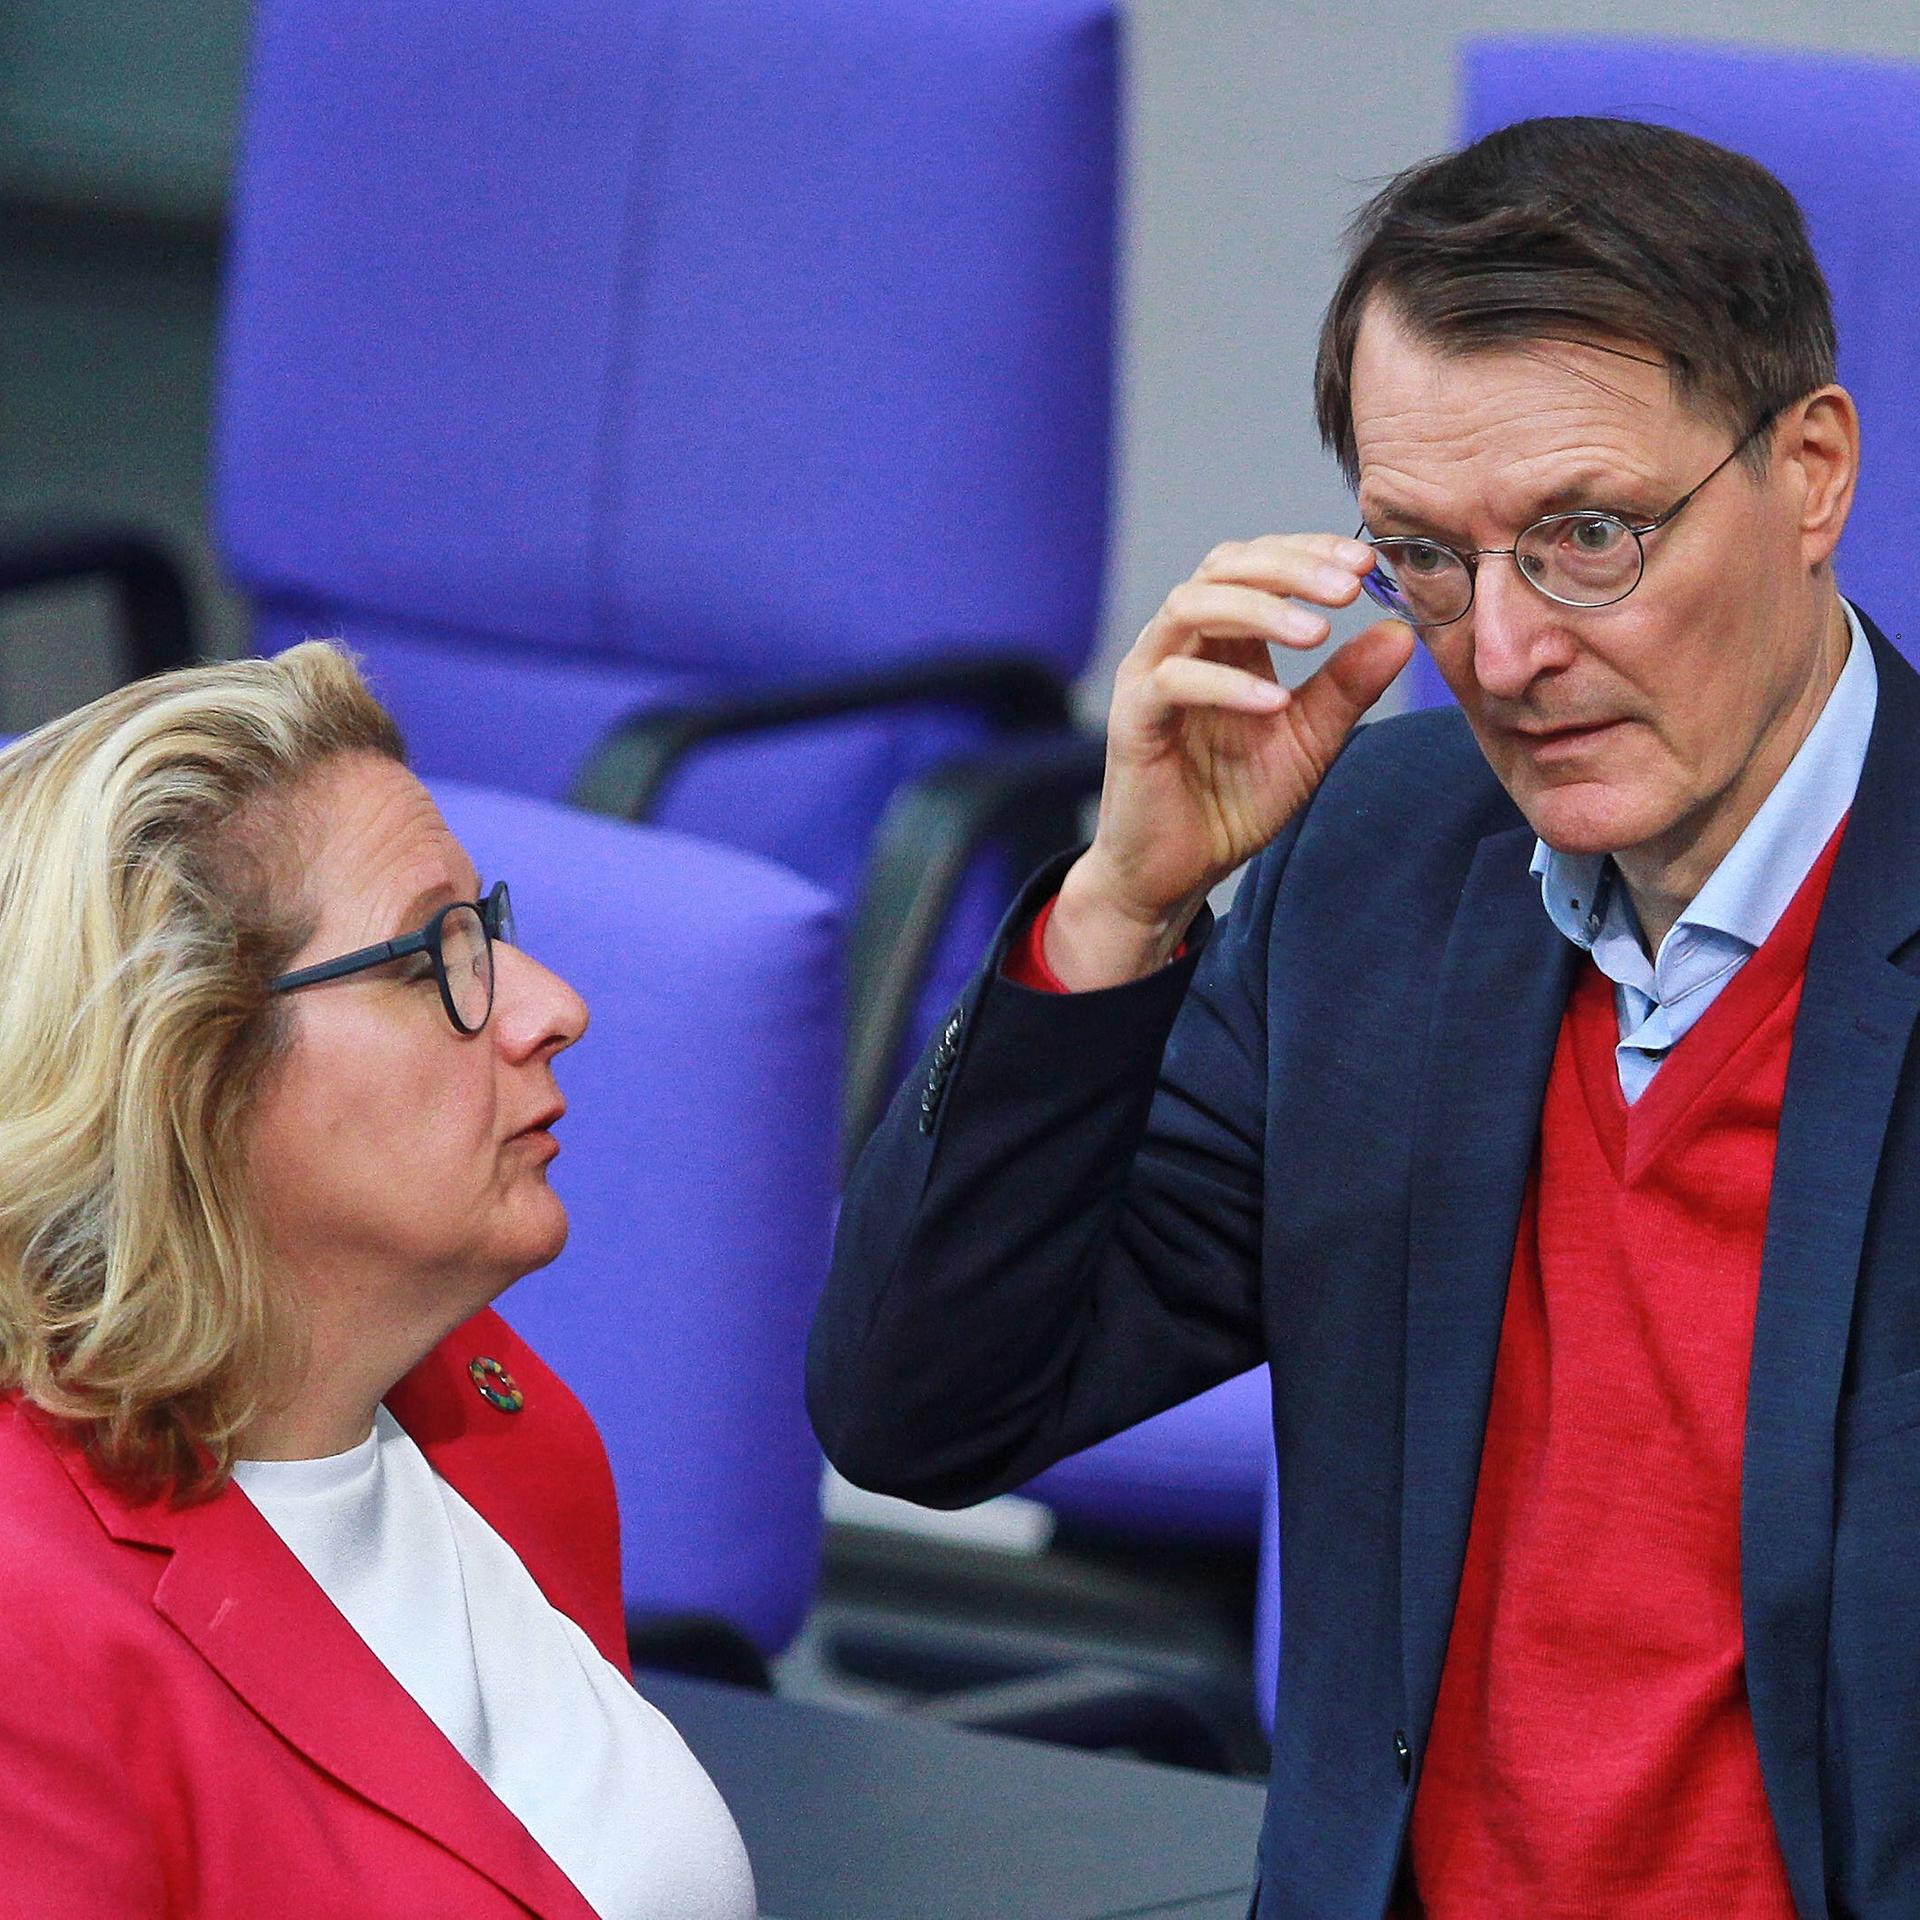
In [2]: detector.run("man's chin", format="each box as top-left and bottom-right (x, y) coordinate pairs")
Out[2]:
(1509, 777), (1666, 859)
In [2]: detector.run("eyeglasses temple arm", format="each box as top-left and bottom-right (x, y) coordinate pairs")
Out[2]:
(269, 931), (423, 994)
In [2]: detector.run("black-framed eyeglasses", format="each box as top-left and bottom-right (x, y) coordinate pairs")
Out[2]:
(1357, 409), (1780, 630)
(269, 881), (514, 1035)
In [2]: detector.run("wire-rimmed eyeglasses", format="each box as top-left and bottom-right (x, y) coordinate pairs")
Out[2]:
(269, 881), (514, 1035)
(1357, 409), (1780, 630)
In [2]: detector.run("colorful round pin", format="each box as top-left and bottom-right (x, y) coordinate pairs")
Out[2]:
(468, 1355), (524, 1413)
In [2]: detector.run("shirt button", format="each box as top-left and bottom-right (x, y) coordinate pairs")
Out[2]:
(1394, 1731), (1411, 1782)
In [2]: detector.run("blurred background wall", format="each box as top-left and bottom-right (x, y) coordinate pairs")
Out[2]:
(0, 0), (248, 720)
(5, 0), (1920, 733)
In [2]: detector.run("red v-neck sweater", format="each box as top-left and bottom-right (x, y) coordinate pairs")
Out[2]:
(1407, 827), (1844, 1917)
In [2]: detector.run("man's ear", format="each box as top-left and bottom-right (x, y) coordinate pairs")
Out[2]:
(1781, 385), (1860, 573)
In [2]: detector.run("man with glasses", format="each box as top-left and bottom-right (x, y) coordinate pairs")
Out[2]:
(813, 114), (1917, 1917)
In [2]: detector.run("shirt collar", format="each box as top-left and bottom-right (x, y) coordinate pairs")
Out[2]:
(1530, 599), (1877, 956)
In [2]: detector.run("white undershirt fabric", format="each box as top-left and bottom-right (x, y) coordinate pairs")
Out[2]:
(233, 1407), (756, 1920)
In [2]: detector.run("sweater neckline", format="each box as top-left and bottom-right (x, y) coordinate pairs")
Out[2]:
(1567, 817), (1847, 1184)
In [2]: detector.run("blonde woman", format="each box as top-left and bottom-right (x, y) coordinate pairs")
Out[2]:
(0, 645), (755, 1920)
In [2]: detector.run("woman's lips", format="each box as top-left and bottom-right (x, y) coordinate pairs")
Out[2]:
(507, 1104), (565, 1157)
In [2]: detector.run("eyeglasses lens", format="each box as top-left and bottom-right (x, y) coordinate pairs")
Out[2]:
(439, 904), (494, 1031)
(1362, 511), (1649, 628)
(1365, 545), (1472, 627)
(1513, 515), (1644, 607)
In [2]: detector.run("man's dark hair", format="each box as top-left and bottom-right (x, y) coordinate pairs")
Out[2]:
(1314, 116), (1837, 483)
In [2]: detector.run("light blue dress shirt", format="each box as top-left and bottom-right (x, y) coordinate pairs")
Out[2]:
(1530, 602), (1877, 1104)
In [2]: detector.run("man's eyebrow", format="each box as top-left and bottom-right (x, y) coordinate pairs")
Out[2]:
(1363, 502), (1466, 543)
(1364, 467), (1662, 542)
(1361, 495), (1476, 545)
(1529, 471), (1664, 519)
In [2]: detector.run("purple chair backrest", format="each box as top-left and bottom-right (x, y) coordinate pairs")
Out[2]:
(1404, 38), (1920, 708)
(433, 781), (842, 1652)
(218, 1), (1117, 1099)
(216, 0), (1117, 688)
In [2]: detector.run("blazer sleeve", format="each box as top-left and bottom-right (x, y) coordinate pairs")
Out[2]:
(808, 819), (1302, 1508)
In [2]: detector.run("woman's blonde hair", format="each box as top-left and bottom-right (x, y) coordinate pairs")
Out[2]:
(0, 642), (403, 1498)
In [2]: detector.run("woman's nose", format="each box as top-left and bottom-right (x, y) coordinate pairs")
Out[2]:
(493, 943), (589, 1057)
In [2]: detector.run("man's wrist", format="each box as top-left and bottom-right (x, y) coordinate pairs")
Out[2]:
(1043, 854), (1203, 991)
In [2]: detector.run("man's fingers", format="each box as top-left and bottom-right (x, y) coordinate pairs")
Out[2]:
(1157, 581), (1332, 652)
(1131, 539), (1375, 675)
(1148, 654), (1288, 717)
(1194, 533), (1376, 596)
(1285, 620), (1416, 766)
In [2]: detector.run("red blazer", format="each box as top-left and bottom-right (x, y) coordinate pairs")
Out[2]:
(0, 1308), (631, 1919)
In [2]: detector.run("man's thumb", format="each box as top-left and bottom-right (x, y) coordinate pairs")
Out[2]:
(1289, 619), (1418, 760)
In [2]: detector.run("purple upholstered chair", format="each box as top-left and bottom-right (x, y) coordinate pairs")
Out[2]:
(215, 0), (1118, 1152)
(1404, 37), (1920, 710)
(1023, 1365), (1272, 1547)
(1255, 1449), (1280, 1736)
(432, 781), (842, 1658)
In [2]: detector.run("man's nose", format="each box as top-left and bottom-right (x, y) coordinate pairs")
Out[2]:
(1467, 554), (1567, 701)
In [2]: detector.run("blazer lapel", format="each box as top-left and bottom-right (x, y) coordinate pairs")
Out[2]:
(1740, 618), (1920, 1920)
(1401, 823), (1577, 1744)
(57, 1435), (597, 1920)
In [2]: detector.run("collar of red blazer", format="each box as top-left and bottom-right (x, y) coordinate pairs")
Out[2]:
(31, 1333), (604, 1920)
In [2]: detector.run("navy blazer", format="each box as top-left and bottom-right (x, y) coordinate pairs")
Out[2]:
(811, 612), (1920, 1919)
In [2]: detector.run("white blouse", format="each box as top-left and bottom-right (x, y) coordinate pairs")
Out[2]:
(234, 1407), (756, 1920)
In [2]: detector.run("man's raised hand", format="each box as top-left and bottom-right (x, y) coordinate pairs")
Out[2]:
(1045, 534), (1414, 990)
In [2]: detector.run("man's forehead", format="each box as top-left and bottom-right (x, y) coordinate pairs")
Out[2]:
(1350, 302), (1678, 429)
(1346, 305), (1726, 523)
